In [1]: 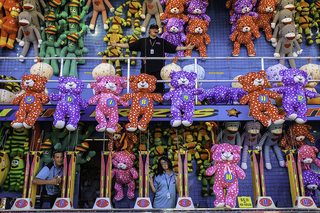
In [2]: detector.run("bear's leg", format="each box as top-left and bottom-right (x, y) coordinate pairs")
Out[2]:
(213, 184), (226, 207)
(138, 109), (153, 131)
(241, 145), (249, 170)
(232, 42), (240, 56)
(182, 106), (194, 127)
(251, 108), (271, 127)
(170, 106), (182, 127)
(295, 103), (308, 124)
(24, 109), (41, 129)
(267, 104), (285, 124)
(106, 110), (119, 133)
(53, 105), (66, 129)
(127, 181), (135, 199)
(283, 101), (297, 120)
(65, 108), (80, 131)
(198, 44), (208, 57)
(225, 183), (239, 208)
(11, 108), (27, 128)
(184, 48), (192, 57)
(264, 25), (273, 41)
(114, 182), (124, 201)
(95, 109), (108, 132)
(246, 41), (256, 56)
(126, 110), (139, 131)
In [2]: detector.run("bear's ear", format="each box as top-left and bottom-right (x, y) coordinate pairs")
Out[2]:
(186, 0), (191, 6)
(179, 19), (185, 26)
(204, 20), (209, 27)
(238, 76), (244, 84)
(233, 145), (241, 154)
(305, 124), (312, 130)
(163, 19), (169, 25)
(129, 75), (137, 82)
(301, 70), (308, 80)
(211, 144), (219, 153)
(258, 70), (266, 77)
(129, 154), (136, 161)
(188, 19), (195, 26)
(312, 146), (319, 153)
(41, 76), (48, 84)
(169, 71), (177, 79)
(279, 69), (285, 76)
(149, 74), (158, 84)
(120, 77), (128, 88)
(96, 76), (103, 83)
(189, 72), (197, 81)
(59, 76), (65, 84)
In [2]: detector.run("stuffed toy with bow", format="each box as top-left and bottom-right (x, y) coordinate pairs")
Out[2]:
(163, 71), (204, 127)
(280, 123), (314, 150)
(205, 143), (246, 208)
(298, 145), (320, 171)
(50, 76), (88, 131)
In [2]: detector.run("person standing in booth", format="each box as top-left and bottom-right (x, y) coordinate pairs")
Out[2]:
(149, 156), (179, 208)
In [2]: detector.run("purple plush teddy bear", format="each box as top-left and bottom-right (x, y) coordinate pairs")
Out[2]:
(185, 0), (211, 34)
(163, 71), (204, 127)
(198, 85), (246, 105)
(161, 18), (186, 57)
(50, 76), (89, 131)
(273, 68), (319, 124)
(302, 170), (320, 204)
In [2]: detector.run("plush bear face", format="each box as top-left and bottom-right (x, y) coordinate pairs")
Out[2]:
(164, 18), (185, 33)
(288, 123), (312, 143)
(235, 15), (256, 33)
(302, 170), (320, 190)
(266, 64), (287, 88)
(234, 0), (254, 14)
(95, 76), (127, 95)
(186, 0), (208, 15)
(257, 0), (277, 13)
(112, 151), (135, 170)
(165, 0), (185, 14)
(280, 24), (296, 40)
(21, 74), (47, 93)
(211, 143), (241, 164)
(57, 76), (84, 94)
(169, 70), (197, 89)
(129, 73), (157, 93)
(244, 121), (262, 134)
(238, 70), (268, 93)
(279, 9), (293, 24)
(298, 145), (318, 165)
(279, 68), (308, 87)
(299, 63), (320, 89)
(188, 19), (209, 34)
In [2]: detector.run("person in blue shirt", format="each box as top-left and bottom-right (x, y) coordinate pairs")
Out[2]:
(149, 156), (178, 208)
(34, 149), (64, 208)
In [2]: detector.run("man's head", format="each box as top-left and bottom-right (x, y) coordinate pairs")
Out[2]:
(148, 24), (159, 37)
(52, 149), (64, 167)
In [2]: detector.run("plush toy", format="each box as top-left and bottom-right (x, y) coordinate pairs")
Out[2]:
(302, 170), (320, 204)
(266, 63), (287, 88)
(112, 150), (138, 201)
(160, 62), (182, 90)
(5, 127), (29, 157)
(103, 24), (124, 45)
(198, 86), (246, 105)
(42, 12), (66, 40)
(89, 76), (128, 133)
(216, 121), (241, 145)
(298, 145), (320, 171)
(238, 70), (285, 127)
(186, 0), (211, 23)
(50, 76), (88, 131)
(160, 0), (188, 24)
(274, 23), (303, 68)
(183, 64), (205, 86)
(163, 71), (204, 127)
(0, 4), (21, 49)
(0, 149), (10, 186)
(271, 0), (295, 29)
(184, 19), (210, 57)
(75, 142), (96, 173)
(105, 15), (126, 34)
(280, 123), (314, 150)
(16, 11), (42, 62)
(3, 154), (25, 192)
(255, 0), (277, 41)
(91, 63), (115, 80)
(121, 73), (162, 131)
(140, 0), (163, 33)
(0, 0), (21, 17)
(230, 15), (260, 56)
(97, 46), (124, 76)
(121, 27), (141, 65)
(11, 74), (49, 129)
(240, 121), (262, 170)
(114, 0), (142, 27)
(86, 0), (114, 30)
(38, 139), (53, 171)
(205, 143), (246, 208)
(43, 125), (68, 149)
(22, 0), (44, 32)
(299, 63), (320, 105)
(197, 159), (215, 197)
(295, 3), (317, 45)
(161, 18), (186, 57)
(257, 124), (285, 170)
(230, 0), (258, 34)
(272, 68), (318, 123)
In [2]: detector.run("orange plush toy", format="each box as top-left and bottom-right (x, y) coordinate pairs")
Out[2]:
(255, 0), (278, 41)
(238, 70), (285, 127)
(184, 19), (210, 57)
(11, 74), (49, 129)
(121, 73), (163, 132)
(160, 0), (188, 23)
(0, 4), (20, 49)
(280, 123), (314, 150)
(230, 15), (260, 56)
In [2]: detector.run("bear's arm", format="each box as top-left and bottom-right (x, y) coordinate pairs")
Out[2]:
(181, 13), (189, 23)
(130, 167), (139, 179)
(248, 11), (258, 18)
(160, 32), (169, 40)
(88, 94), (101, 105)
(40, 93), (50, 104)
(12, 94), (24, 105)
(191, 88), (204, 96)
(204, 33), (211, 45)
(205, 164), (217, 176)
(271, 87), (285, 94)
(252, 28), (261, 39)
(230, 30), (239, 42)
(235, 165), (246, 180)
(279, 135), (287, 148)
(306, 132), (315, 143)
(79, 97), (89, 108)
(181, 32), (187, 43)
(49, 93), (62, 101)
(202, 14), (211, 23)
(304, 89), (319, 99)
(114, 95), (129, 107)
(152, 93), (163, 103)
(266, 90), (281, 99)
(312, 157), (320, 169)
(239, 94), (249, 105)
(163, 91), (174, 100)
(185, 34), (191, 44)
(160, 13), (167, 21)
(230, 14), (236, 22)
(121, 93), (134, 102)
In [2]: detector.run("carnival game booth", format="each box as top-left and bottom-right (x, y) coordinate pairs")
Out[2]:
(1, 0), (320, 211)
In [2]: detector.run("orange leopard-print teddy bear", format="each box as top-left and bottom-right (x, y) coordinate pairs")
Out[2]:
(11, 74), (49, 129)
(230, 15), (260, 56)
(238, 70), (285, 127)
(121, 73), (163, 132)
(280, 123), (314, 150)
(184, 19), (211, 57)
(255, 0), (278, 41)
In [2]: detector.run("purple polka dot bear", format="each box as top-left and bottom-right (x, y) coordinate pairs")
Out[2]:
(111, 151), (138, 201)
(185, 0), (211, 34)
(240, 121), (262, 170)
(265, 63), (287, 88)
(230, 0), (258, 35)
(50, 76), (88, 131)
(163, 71), (204, 127)
(302, 170), (320, 204)
(198, 85), (247, 105)
(272, 68), (319, 124)
(205, 143), (246, 208)
(161, 18), (186, 57)
(88, 76), (129, 133)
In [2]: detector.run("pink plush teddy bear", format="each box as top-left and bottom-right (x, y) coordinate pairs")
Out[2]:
(205, 143), (246, 208)
(298, 145), (320, 172)
(112, 151), (138, 201)
(89, 76), (129, 133)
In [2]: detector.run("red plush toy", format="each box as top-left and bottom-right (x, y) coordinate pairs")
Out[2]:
(230, 15), (260, 56)
(11, 74), (49, 129)
(280, 123), (314, 150)
(121, 73), (163, 132)
(238, 70), (285, 127)
(184, 19), (210, 57)
(255, 0), (278, 41)
(160, 0), (188, 23)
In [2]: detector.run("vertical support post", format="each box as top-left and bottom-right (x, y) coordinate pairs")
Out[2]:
(127, 58), (130, 93)
(194, 58), (198, 105)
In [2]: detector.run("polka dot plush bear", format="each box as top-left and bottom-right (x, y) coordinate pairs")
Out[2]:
(238, 70), (285, 127)
(160, 0), (189, 23)
(280, 123), (314, 150)
(11, 74), (49, 129)
(163, 71), (204, 127)
(50, 76), (89, 131)
(111, 150), (138, 201)
(205, 143), (246, 208)
(88, 76), (129, 133)
(255, 0), (278, 41)
(302, 170), (320, 204)
(121, 73), (163, 132)
(298, 145), (320, 171)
